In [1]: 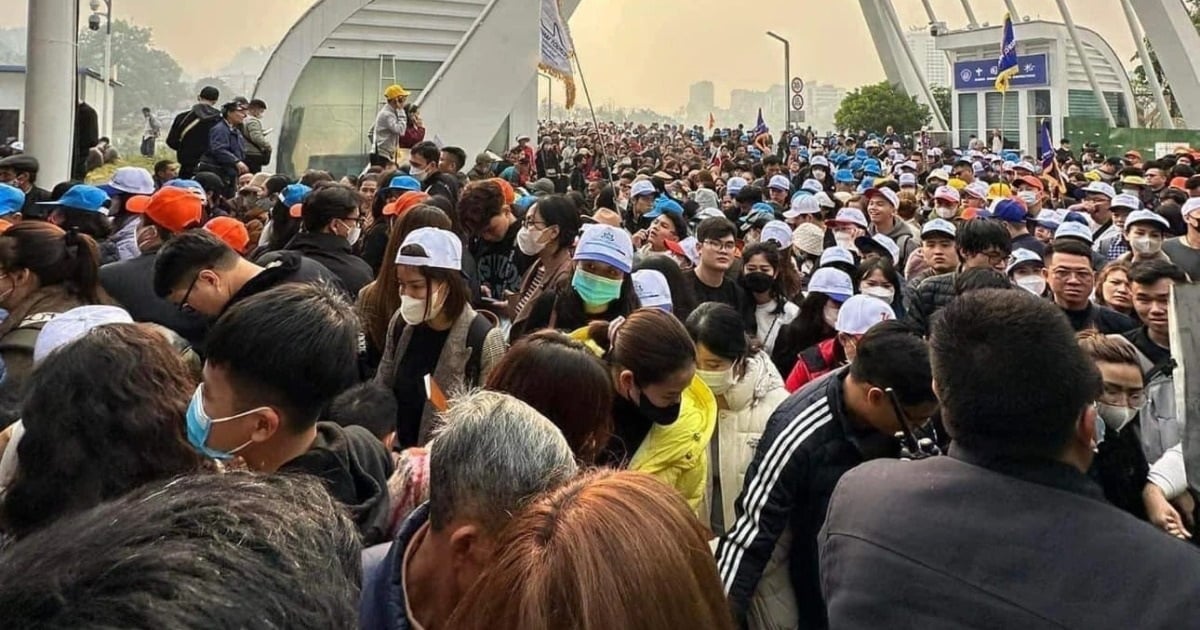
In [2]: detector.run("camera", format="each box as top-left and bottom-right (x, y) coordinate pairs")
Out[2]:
(88, 13), (102, 31)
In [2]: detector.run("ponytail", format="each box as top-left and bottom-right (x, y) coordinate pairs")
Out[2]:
(62, 228), (102, 304)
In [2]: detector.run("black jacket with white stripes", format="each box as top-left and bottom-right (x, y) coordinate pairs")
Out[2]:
(715, 367), (900, 630)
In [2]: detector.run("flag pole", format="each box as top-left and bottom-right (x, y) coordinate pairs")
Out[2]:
(570, 49), (618, 192)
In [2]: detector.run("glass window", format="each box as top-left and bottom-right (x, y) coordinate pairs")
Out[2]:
(958, 92), (978, 148)
(278, 57), (440, 177)
(984, 92), (1019, 149)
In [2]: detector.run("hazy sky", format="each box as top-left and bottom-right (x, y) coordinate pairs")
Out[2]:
(8, 0), (1140, 110)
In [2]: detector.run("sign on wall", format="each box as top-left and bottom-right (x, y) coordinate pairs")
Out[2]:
(953, 53), (1049, 91)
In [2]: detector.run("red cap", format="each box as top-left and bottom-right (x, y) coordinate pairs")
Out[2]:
(1016, 175), (1044, 191)
(664, 239), (685, 257)
(132, 187), (202, 233)
(204, 216), (250, 253)
(1170, 177), (1189, 190)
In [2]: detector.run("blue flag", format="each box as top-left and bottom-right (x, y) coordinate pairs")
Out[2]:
(994, 14), (1019, 93)
(749, 108), (768, 136)
(1038, 120), (1055, 169)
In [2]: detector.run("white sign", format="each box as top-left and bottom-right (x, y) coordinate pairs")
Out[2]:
(791, 77), (804, 94)
(1155, 142), (1191, 158)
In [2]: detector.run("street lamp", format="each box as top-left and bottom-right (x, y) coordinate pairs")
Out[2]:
(88, 0), (112, 138)
(765, 31), (790, 136)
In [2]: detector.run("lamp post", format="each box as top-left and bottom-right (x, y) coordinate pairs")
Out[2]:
(766, 31), (790, 135)
(88, 0), (113, 138)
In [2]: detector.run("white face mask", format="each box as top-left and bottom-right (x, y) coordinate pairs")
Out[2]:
(833, 231), (855, 251)
(1096, 401), (1137, 433)
(935, 206), (958, 219)
(399, 287), (442, 326)
(410, 167), (428, 182)
(697, 366), (736, 396)
(516, 225), (547, 256)
(812, 169), (826, 179)
(346, 224), (362, 247)
(1130, 235), (1162, 256)
(1018, 191), (1039, 206)
(861, 285), (895, 303)
(1015, 275), (1047, 296)
(823, 302), (840, 328)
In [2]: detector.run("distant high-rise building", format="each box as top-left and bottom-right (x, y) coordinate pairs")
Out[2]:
(805, 82), (848, 133)
(904, 27), (950, 88)
(687, 81), (715, 123)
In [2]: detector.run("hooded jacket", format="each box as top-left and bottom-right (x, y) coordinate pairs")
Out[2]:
(231, 250), (344, 313)
(284, 232), (375, 298)
(279, 422), (393, 546)
(570, 327), (718, 513)
(166, 103), (221, 169)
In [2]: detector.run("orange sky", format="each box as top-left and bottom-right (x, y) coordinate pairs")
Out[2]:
(6, 0), (1139, 111)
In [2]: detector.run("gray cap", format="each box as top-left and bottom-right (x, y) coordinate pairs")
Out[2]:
(0, 154), (39, 174)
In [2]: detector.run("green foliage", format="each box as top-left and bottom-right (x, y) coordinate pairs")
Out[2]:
(931, 86), (952, 130)
(834, 81), (932, 133)
(78, 20), (190, 124)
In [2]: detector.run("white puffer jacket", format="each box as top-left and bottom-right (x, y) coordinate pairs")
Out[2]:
(708, 352), (790, 529)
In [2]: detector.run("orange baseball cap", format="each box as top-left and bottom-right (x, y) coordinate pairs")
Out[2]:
(205, 216), (250, 253)
(383, 191), (430, 217)
(1169, 177), (1189, 190)
(127, 187), (203, 233)
(488, 178), (516, 205)
(1016, 175), (1044, 191)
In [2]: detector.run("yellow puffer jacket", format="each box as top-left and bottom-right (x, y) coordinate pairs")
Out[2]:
(570, 327), (718, 513)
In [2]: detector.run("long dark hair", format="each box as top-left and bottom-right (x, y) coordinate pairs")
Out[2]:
(267, 199), (300, 252)
(0, 222), (103, 304)
(553, 270), (639, 329)
(0, 324), (202, 539)
(771, 291), (837, 375)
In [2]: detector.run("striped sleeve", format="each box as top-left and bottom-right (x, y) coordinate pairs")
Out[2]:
(715, 397), (832, 625)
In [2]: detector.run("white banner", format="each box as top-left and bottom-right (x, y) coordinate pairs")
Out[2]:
(539, 0), (576, 108)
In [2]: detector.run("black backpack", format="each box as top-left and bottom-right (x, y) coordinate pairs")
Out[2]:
(166, 109), (218, 166)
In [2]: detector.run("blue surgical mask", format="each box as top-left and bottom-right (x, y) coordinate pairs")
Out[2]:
(572, 268), (623, 307)
(185, 384), (263, 460)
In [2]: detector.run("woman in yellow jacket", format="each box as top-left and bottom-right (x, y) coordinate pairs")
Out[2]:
(572, 308), (717, 512)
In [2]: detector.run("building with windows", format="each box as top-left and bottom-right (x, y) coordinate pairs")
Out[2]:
(0, 65), (115, 144)
(687, 81), (715, 122)
(904, 27), (950, 88)
(936, 20), (1136, 153)
(804, 82), (847, 134)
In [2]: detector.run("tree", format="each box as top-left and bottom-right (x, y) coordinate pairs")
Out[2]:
(1130, 0), (1199, 126)
(931, 86), (952, 130)
(834, 81), (932, 134)
(78, 20), (190, 123)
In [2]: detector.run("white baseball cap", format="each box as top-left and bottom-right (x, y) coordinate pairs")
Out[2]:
(820, 246), (856, 268)
(785, 194), (822, 218)
(927, 167), (951, 182)
(801, 179), (824, 194)
(103, 166), (155, 196)
(768, 175), (792, 191)
(574, 224), (634, 274)
(921, 218), (958, 239)
(695, 207), (725, 220)
(865, 186), (900, 208)
(395, 227), (463, 270)
(963, 181), (990, 200)
(33, 305), (133, 364)
(835, 294), (896, 335)
(1182, 197), (1200, 218)
(1110, 193), (1142, 211)
(807, 268), (854, 302)
(1124, 209), (1170, 231)
(1082, 181), (1117, 199)
(632, 269), (672, 311)
(933, 185), (961, 204)
(811, 155), (831, 169)
(832, 207), (869, 229)
(813, 191), (835, 209)
(898, 173), (917, 187)
(1006, 248), (1044, 275)
(677, 236), (701, 266)
(761, 220), (793, 249)
(1054, 221), (1094, 244)
(854, 233), (900, 261)
(630, 180), (656, 198)
(726, 177), (748, 196)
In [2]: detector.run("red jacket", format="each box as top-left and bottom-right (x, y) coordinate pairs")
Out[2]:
(785, 337), (843, 393)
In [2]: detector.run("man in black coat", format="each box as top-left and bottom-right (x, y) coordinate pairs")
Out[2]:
(820, 289), (1200, 628)
(73, 100), (99, 181)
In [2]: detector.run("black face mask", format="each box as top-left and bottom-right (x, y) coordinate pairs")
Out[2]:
(635, 387), (681, 426)
(740, 271), (775, 294)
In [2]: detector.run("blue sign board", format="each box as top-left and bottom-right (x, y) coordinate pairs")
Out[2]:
(953, 53), (1049, 91)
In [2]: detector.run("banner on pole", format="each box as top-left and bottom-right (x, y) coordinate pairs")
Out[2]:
(539, 0), (577, 109)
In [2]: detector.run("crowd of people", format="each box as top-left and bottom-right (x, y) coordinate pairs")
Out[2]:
(0, 80), (1198, 628)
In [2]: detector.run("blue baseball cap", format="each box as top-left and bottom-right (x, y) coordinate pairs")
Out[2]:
(644, 197), (684, 220)
(38, 184), (109, 213)
(0, 183), (25, 216)
(854, 148), (869, 159)
(165, 179), (206, 195)
(387, 175), (421, 192)
(513, 195), (538, 213)
(1063, 211), (1090, 225)
(991, 199), (1027, 223)
(281, 183), (312, 207)
(807, 267), (854, 303)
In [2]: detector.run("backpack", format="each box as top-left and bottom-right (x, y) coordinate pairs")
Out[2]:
(0, 312), (59, 357)
(166, 109), (218, 166)
(465, 311), (496, 386)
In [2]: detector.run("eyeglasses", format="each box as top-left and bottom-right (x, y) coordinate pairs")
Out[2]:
(522, 217), (548, 229)
(704, 239), (737, 252)
(885, 387), (940, 460)
(1051, 268), (1095, 282)
(177, 271), (202, 314)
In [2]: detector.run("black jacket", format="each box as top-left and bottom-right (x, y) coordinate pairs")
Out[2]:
(715, 368), (900, 629)
(361, 222), (390, 276)
(902, 270), (957, 336)
(284, 232), (375, 298)
(278, 422), (393, 546)
(422, 172), (461, 206)
(820, 447), (1200, 629)
(166, 103), (221, 169)
(226, 250), (344, 314)
(100, 252), (209, 348)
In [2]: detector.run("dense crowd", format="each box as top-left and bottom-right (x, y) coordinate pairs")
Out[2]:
(0, 82), (1197, 628)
